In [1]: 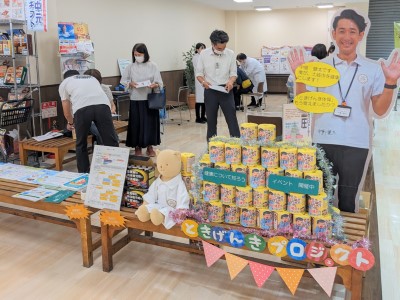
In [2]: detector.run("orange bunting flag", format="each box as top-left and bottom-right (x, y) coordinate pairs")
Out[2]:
(276, 268), (305, 295)
(249, 261), (275, 288)
(202, 240), (225, 267)
(308, 267), (337, 297)
(225, 253), (248, 280)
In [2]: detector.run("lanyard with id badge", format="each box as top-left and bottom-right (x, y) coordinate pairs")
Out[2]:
(332, 58), (359, 118)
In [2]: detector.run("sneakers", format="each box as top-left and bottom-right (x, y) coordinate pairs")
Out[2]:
(146, 146), (156, 157)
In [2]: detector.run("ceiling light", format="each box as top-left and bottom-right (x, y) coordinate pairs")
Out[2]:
(255, 6), (272, 11)
(316, 3), (334, 8)
(233, 0), (253, 3)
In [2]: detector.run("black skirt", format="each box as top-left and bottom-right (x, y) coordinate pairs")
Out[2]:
(126, 100), (161, 148)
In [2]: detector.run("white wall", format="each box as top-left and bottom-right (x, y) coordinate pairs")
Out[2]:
(37, 0), (225, 85)
(226, 3), (369, 58)
(35, 1), (369, 85)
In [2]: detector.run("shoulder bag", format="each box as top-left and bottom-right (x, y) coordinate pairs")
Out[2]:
(147, 87), (166, 110)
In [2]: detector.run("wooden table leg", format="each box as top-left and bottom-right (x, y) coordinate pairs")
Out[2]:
(19, 145), (28, 166)
(101, 223), (114, 272)
(351, 269), (363, 300)
(77, 217), (94, 268)
(54, 149), (68, 171)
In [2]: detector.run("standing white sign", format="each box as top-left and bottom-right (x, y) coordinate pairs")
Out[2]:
(25, 0), (48, 32)
(283, 103), (312, 142)
(84, 146), (130, 210)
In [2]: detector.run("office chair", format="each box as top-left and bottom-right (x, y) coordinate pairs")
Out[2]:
(165, 86), (191, 125)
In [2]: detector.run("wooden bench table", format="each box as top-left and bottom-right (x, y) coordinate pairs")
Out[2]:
(0, 178), (100, 267)
(100, 194), (371, 300)
(18, 120), (128, 171)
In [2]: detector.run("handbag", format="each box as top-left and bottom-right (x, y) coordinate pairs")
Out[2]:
(147, 88), (166, 110)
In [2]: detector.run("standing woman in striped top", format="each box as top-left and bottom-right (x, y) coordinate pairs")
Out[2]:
(121, 43), (163, 157)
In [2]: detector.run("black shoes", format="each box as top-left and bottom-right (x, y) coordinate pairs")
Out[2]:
(196, 118), (206, 124)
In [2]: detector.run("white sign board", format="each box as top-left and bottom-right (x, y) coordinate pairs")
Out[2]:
(41, 101), (57, 119)
(283, 103), (312, 142)
(25, 0), (48, 31)
(85, 145), (130, 210)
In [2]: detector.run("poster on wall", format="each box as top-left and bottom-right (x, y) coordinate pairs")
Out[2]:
(261, 46), (313, 74)
(282, 103), (312, 142)
(0, 0), (25, 21)
(60, 52), (95, 75)
(84, 145), (130, 211)
(395, 22), (400, 48)
(58, 22), (93, 55)
(25, 0), (47, 31)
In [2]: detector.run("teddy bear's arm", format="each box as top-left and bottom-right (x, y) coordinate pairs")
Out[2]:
(175, 181), (190, 209)
(143, 179), (158, 204)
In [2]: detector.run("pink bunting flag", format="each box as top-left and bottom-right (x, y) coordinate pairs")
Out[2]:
(249, 261), (275, 288)
(308, 267), (337, 297)
(225, 253), (249, 280)
(202, 240), (225, 267)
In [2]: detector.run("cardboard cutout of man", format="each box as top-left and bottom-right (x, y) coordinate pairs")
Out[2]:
(288, 9), (400, 213)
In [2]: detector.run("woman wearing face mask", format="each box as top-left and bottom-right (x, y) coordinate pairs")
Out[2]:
(192, 42), (207, 123)
(121, 43), (163, 157)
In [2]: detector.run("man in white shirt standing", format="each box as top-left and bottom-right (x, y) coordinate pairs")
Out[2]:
(59, 70), (119, 173)
(236, 53), (268, 107)
(196, 30), (240, 141)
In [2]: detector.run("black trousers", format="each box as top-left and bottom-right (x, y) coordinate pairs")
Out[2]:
(204, 88), (240, 141)
(74, 104), (119, 173)
(195, 103), (206, 120)
(318, 144), (369, 213)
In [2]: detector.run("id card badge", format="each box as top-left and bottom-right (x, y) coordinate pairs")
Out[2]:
(334, 105), (352, 118)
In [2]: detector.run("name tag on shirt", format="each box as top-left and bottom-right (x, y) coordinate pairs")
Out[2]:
(334, 105), (351, 118)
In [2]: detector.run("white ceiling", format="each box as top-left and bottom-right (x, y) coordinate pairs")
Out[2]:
(188, 0), (368, 11)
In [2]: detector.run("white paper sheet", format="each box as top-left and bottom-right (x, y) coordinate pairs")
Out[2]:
(136, 80), (152, 88)
(210, 85), (228, 93)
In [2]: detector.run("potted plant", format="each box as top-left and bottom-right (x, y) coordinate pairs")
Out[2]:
(183, 44), (196, 109)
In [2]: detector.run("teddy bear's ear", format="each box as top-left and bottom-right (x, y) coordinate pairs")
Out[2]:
(155, 149), (161, 156)
(173, 151), (181, 157)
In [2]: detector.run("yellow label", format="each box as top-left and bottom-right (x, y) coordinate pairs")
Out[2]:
(65, 204), (90, 220)
(295, 61), (340, 87)
(100, 210), (126, 227)
(294, 92), (339, 113)
(267, 236), (288, 257)
(181, 220), (199, 238)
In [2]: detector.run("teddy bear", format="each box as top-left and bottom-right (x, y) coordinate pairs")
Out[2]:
(135, 149), (190, 229)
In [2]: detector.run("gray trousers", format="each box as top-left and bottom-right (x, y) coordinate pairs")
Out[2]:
(204, 88), (240, 141)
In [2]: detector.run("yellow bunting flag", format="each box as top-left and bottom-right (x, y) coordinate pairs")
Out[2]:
(65, 204), (90, 220)
(181, 220), (199, 238)
(295, 61), (340, 87)
(100, 210), (126, 227)
(276, 268), (305, 295)
(294, 92), (338, 113)
(225, 253), (249, 280)
(308, 267), (337, 297)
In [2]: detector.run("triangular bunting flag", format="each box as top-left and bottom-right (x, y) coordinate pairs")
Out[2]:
(308, 267), (337, 297)
(202, 240), (225, 267)
(276, 268), (305, 295)
(249, 261), (275, 288)
(225, 253), (249, 280)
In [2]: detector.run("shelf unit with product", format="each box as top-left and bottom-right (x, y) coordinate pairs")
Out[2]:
(0, 19), (42, 160)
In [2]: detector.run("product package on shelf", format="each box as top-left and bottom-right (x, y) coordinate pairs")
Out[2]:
(0, 65), (7, 84)
(126, 164), (155, 189)
(4, 66), (27, 85)
(122, 187), (147, 209)
(0, 32), (11, 55)
(6, 29), (33, 55)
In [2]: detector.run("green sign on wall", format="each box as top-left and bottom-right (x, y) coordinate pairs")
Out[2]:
(203, 167), (246, 187)
(268, 174), (319, 195)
